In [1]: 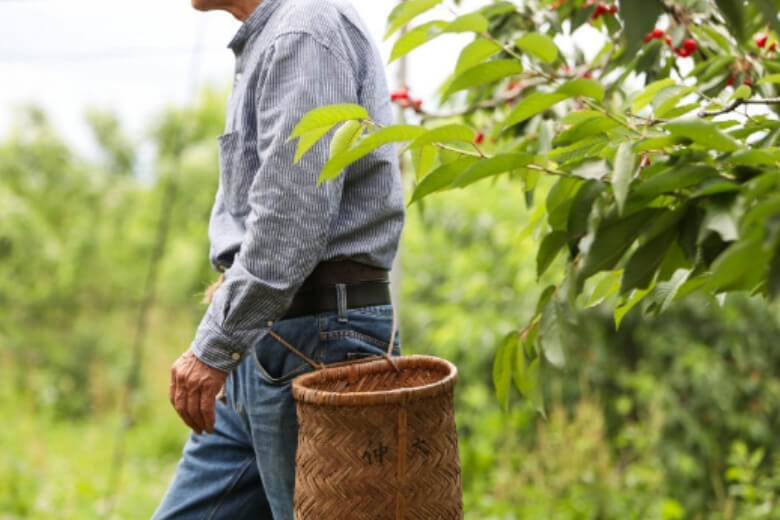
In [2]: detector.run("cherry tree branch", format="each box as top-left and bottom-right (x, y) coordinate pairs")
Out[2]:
(698, 97), (780, 117)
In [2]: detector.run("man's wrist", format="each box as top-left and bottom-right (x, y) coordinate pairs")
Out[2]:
(189, 319), (246, 373)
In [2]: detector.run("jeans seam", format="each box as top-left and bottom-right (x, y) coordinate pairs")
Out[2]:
(319, 328), (395, 350)
(205, 457), (255, 520)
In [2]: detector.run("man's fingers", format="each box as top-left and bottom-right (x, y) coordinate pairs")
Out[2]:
(174, 374), (198, 432)
(201, 388), (216, 434)
(169, 364), (178, 406)
(187, 386), (205, 434)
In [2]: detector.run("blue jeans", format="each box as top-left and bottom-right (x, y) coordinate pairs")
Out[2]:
(152, 302), (401, 520)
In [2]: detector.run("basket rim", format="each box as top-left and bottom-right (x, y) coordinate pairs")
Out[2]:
(291, 354), (457, 406)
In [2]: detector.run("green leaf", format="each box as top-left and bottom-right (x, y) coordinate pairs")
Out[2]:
(411, 145), (438, 180)
(731, 84), (752, 101)
(539, 297), (566, 368)
(707, 234), (763, 293)
(409, 157), (480, 204)
(612, 142), (635, 215)
(547, 136), (608, 165)
(567, 180), (606, 253)
(455, 38), (503, 75)
(586, 270), (624, 307)
(621, 226), (676, 294)
(556, 79), (605, 101)
(631, 164), (718, 201)
(504, 92), (568, 128)
(617, 0), (663, 59)
(443, 13), (488, 34)
(554, 116), (619, 146)
(480, 1), (516, 18)
(515, 33), (559, 64)
(754, 0), (780, 39)
(690, 178), (740, 198)
(578, 208), (660, 281)
(513, 335), (528, 393)
(691, 25), (731, 53)
(289, 103), (368, 140)
(633, 136), (678, 153)
(730, 149), (780, 166)
(452, 153), (533, 188)
(703, 201), (739, 242)
(444, 59), (524, 97)
(389, 21), (446, 62)
(614, 283), (654, 329)
(652, 268), (691, 313)
(320, 124), (426, 182)
(504, 80), (604, 129)
(664, 120), (741, 152)
(329, 120), (363, 159)
(713, 0), (746, 42)
(493, 331), (518, 411)
(631, 78), (675, 113)
(768, 239), (780, 300)
(537, 231), (568, 278)
(535, 285), (557, 315)
(293, 126), (332, 164)
(654, 86), (697, 118)
(385, 0), (442, 39)
(757, 74), (780, 85)
(406, 124), (476, 150)
(546, 176), (584, 230)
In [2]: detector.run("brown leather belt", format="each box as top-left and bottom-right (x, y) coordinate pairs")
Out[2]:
(282, 260), (391, 319)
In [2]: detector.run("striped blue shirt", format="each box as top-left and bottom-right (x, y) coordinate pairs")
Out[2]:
(190, 0), (404, 372)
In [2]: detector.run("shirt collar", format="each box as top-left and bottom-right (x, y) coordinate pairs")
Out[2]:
(227, 0), (283, 55)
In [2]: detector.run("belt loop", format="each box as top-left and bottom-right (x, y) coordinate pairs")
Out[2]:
(336, 283), (348, 322)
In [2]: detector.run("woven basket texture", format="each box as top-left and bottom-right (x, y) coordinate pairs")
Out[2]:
(291, 355), (463, 520)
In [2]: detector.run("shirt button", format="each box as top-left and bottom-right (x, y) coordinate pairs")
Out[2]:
(266, 320), (274, 327)
(231, 352), (241, 361)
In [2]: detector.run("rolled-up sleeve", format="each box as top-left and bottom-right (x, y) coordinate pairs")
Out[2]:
(190, 32), (358, 372)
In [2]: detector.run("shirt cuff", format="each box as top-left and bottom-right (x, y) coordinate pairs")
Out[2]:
(189, 316), (270, 373)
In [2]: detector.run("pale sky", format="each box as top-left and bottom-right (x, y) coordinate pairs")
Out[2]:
(0, 0), (485, 158)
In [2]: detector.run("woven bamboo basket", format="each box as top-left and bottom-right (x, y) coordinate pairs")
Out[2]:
(280, 309), (463, 519)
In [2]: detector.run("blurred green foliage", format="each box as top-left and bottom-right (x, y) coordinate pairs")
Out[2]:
(1, 90), (779, 518)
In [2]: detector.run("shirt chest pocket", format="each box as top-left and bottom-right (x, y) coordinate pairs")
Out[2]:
(217, 131), (258, 215)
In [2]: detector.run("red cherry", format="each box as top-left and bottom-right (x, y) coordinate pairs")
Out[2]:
(726, 72), (736, 86)
(644, 33), (654, 43)
(651, 28), (665, 39)
(756, 33), (768, 48)
(608, 4), (618, 14)
(474, 132), (485, 145)
(675, 47), (693, 58)
(583, 71), (593, 79)
(744, 79), (753, 87)
(770, 42), (777, 51)
(398, 98), (410, 108)
(592, 3), (608, 19)
(665, 35), (672, 46)
(682, 38), (697, 53)
(412, 98), (423, 109)
(390, 88), (409, 101)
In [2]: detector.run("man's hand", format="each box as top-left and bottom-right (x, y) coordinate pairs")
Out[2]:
(170, 349), (228, 434)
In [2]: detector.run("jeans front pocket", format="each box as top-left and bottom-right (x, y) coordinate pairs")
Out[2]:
(217, 131), (255, 216)
(251, 315), (321, 385)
